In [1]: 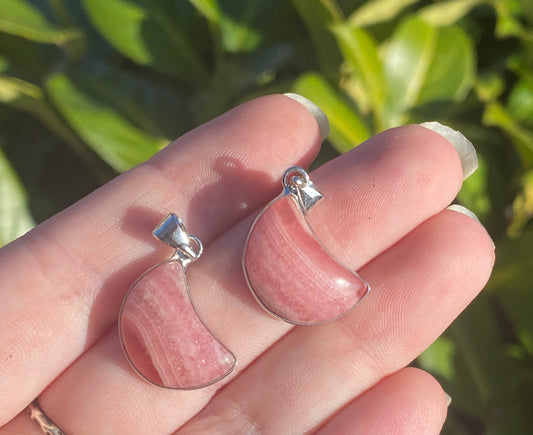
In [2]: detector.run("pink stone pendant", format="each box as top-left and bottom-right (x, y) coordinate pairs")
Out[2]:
(119, 214), (236, 389)
(243, 167), (370, 325)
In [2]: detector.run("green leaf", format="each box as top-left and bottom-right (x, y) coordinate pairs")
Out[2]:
(190, 0), (261, 53)
(331, 23), (387, 129)
(418, 335), (456, 381)
(0, 147), (34, 246)
(457, 153), (491, 220)
(508, 77), (533, 128)
(445, 296), (533, 420)
(383, 17), (437, 125)
(348, 0), (419, 28)
(416, 26), (475, 105)
(475, 73), (506, 103)
(383, 17), (474, 125)
(507, 170), (533, 238)
(487, 227), (533, 295)
(493, 0), (533, 41)
(81, 0), (207, 81)
(488, 227), (533, 356)
(0, 0), (82, 45)
(0, 74), (108, 180)
(62, 64), (180, 140)
(46, 73), (164, 172)
(483, 101), (533, 168)
(292, 72), (370, 152)
(419, 0), (485, 27)
(291, 0), (343, 77)
(0, 53), (8, 72)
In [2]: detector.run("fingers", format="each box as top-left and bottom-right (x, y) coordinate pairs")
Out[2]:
(0, 94), (323, 424)
(31, 124), (479, 433)
(303, 124), (464, 268)
(315, 368), (448, 435)
(177, 209), (494, 434)
(0, 369), (448, 435)
(0, 411), (42, 435)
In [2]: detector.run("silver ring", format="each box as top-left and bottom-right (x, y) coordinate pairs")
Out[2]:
(28, 399), (65, 435)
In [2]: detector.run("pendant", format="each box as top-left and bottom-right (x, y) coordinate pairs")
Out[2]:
(119, 214), (236, 389)
(242, 167), (370, 325)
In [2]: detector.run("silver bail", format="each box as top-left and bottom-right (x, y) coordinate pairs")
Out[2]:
(153, 214), (202, 262)
(295, 182), (324, 214)
(153, 214), (189, 248)
(282, 166), (324, 214)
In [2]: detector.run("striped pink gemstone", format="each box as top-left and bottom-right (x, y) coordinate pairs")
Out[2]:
(244, 195), (369, 325)
(119, 261), (235, 389)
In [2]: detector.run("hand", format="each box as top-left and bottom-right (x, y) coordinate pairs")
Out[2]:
(0, 94), (494, 434)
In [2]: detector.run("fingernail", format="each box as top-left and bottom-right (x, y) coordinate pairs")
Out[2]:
(420, 121), (478, 180)
(284, 93), (330, 142)
(446, 204), (496, 249)
(445, 392), (452, 407)
(446, 204), (480, 223)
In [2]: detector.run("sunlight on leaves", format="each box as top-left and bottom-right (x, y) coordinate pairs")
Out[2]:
(0, 0), (82, 46)
(293, 72), (370, 152)
(46, 73), (164, 172)
(332, 23), (387, 129)
(190, 0), (261, 52)
(348, 0), (419, 28)
(419, 0), (485, 27)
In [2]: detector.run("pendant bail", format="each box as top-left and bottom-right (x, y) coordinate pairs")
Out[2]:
(282, 166), (324, 214)
(153, 213), (203, 264)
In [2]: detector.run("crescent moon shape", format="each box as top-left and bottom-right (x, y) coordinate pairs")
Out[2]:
(119, 260), (236, 389)
(243, 194), (370, 325)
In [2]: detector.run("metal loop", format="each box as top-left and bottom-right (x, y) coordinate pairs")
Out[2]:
(282, 166), (310, 190)
(187, 235), (203, 259)
(175, 234), (203, 263)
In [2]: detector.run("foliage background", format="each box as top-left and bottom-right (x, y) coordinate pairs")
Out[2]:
(0, 0), (532, 432)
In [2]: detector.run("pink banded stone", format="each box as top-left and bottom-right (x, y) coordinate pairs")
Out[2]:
(119, 260), (235, 389)
(244, 195), (369, 325)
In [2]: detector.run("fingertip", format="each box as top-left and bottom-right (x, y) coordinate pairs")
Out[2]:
(446, 204), (495, 251)
(283, 93), (330, 142)
(316, 367), (448, 435)
(420, 122), (478, 180)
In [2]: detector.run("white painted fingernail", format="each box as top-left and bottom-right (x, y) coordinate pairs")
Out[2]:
(445, 392), (452, 407)
(446, 204), (495, 249)
(446, 204), (480, 223)
(284, 93), (330, 142)
(420, 121), (478, 180)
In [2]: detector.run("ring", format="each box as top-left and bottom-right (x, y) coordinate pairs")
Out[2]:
(28, 399), (65, 435)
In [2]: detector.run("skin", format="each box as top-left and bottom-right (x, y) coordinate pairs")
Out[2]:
(0, 95), (494, 434)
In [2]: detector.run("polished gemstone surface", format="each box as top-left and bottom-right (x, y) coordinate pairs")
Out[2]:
(244, 195), (369, 325)
(119, 260), (235, 389)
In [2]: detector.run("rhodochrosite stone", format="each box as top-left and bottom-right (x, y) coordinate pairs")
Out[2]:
(244, 195), (369, 325)
(119, 260), (235, 389)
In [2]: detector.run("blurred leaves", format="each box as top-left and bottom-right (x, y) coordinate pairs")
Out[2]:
(0, 147), (34, 245)
(418, 0), (484, 27)
(46, 72), (165, 172)
(294, 14), (474, 149)
(0, 1), (533, 433)
(190, 0), (261, 53)
(348, 0), (418, 27)
(81, 0), (207, 81)
(290, 0), (342, 77)
(0, 0), (82, 45)
(293, 72), (370, 152)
